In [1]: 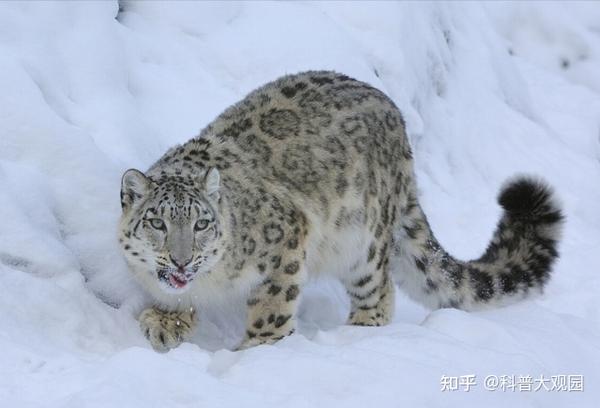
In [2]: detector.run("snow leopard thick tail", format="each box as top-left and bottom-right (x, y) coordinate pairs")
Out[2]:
(392, 176), (564, 310)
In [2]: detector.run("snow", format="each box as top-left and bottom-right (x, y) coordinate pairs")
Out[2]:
(1, 1), (599, 406)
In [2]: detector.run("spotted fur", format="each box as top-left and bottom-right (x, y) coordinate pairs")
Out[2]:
(118, 71), (564, 351)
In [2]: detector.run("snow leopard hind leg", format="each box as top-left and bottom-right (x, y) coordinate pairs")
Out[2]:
(341, 233), (396, 326)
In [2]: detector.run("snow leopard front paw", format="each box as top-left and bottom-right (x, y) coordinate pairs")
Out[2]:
(139, 307), (197, 353)
(236, 336), (273, 351)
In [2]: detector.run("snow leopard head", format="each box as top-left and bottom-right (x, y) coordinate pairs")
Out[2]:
(118, 167), (224, 293)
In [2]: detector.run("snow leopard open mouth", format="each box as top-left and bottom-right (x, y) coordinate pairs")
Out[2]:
(157, 268), (195, 290)
(168, 272), (188, 289)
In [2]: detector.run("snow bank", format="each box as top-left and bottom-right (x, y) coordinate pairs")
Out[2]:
(0, 1), (598, 407)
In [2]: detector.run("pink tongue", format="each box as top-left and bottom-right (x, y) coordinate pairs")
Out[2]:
(169, 274), (187, 288)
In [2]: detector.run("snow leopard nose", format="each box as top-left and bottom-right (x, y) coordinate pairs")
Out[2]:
(169, 255), (192, 270)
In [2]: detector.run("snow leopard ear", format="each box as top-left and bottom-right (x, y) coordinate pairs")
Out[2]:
(204, 167), (220, 200)
(121, 169), (152, 211)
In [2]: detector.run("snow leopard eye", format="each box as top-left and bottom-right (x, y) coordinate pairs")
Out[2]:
(195, 219), (209, 231)
(148, 218), (165, 230)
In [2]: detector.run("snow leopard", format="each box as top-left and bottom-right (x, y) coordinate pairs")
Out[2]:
(118, 71), (564, 351)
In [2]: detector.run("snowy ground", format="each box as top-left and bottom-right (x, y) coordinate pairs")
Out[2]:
(0, 1), (599, 407)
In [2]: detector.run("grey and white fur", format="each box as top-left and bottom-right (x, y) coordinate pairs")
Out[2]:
(118, 71), (564, 351)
